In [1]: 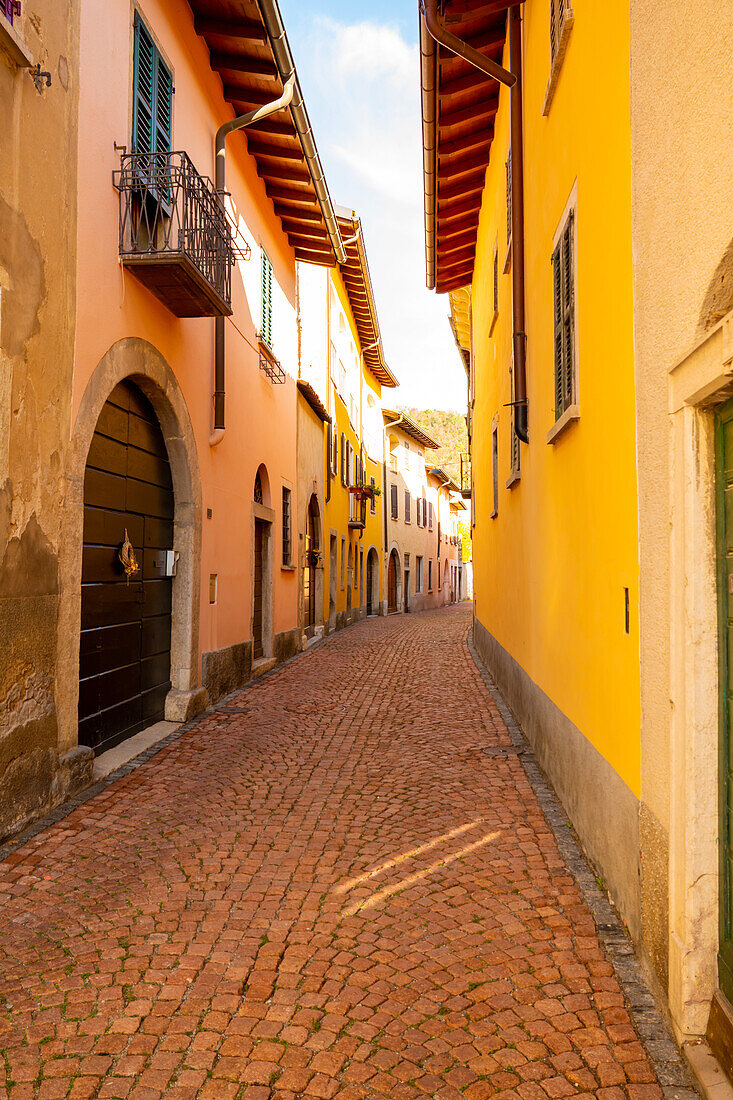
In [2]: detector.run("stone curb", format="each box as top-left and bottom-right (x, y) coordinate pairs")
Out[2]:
(467, 627), (699, 1100)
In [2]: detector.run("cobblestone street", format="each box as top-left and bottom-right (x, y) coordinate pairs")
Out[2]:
(0, 607), (673, 1100)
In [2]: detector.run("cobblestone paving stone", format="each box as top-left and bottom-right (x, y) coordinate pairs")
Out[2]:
(0, 606), (680, 1099)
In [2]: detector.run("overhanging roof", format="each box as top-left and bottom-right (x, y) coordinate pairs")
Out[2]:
(428, 466), (459, 492)
(419, 0), (513, 293)
(383, 410), (440, 450)
(337, 208), (398, 389)
(297, 379), (331, 423)
(191, 0), (343, 265)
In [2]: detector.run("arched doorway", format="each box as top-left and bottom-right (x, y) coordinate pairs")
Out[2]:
(252, 464), (272, 662)
(388, 549), (399, 613)
(304, 495), (319, 628)
(366, 547), (379, 615)
(347, 543), (353, 612)
(79, 379), (173, 754)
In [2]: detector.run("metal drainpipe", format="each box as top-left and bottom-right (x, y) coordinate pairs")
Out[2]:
(210, 75), (295, 446)
(421, 0), (528, 444)
(508, 6), (528, 443)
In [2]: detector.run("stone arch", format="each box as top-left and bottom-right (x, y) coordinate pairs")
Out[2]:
(56, 338), (205, 754)
(304, 493), (324, 632)
(366, 545), (379, 616)
(387, 543), (402, 613)
(254, 463), (271, 507)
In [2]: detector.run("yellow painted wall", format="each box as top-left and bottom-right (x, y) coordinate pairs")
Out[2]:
(324, 269), (384, 620)
(472, 0), (640, 794)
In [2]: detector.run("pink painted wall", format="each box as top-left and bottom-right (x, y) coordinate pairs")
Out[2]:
(74, 0), (300, 659)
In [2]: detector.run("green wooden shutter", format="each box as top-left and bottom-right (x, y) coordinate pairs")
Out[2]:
(561, 212), (575, 412)
(553, 238), (565, 419)
(132, 15), (172, 156)
(261, 249), (273, 347)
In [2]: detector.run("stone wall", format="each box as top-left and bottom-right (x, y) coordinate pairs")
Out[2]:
(0, 1), (92, 841)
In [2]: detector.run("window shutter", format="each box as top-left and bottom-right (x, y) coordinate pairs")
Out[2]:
(133, 16), (155, 155)
(405, 491), (411, 523)
(550, 0), (567, 62)
(1, 1), (20, 25)
(506, 149), (512, 247)
(562, 212), (575, 412)
(552, 211), (575, 419)
(261, 250), (273, 348)
(391, 484), (398, 519)
(155, 55), (173, 154)
(340, 434), (346, 484)
(429, 502), (433, 530)
(493, 248), (499, 315)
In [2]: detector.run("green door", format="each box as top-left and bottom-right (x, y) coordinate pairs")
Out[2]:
(717, 398), (733, 1001)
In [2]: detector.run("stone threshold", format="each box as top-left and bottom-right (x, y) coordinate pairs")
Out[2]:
(93, 721), (181, 781)
(467, 628), (700, 1100)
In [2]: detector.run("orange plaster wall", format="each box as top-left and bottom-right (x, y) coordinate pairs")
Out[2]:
(75, 0), (301, 658)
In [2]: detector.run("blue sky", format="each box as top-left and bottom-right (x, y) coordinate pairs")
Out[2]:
(278, 0), (467, 412)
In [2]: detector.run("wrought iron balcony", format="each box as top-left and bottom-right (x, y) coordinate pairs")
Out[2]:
(114, 150), (247, 318)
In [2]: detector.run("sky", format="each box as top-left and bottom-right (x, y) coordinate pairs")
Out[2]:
(278, 0), (467, 413)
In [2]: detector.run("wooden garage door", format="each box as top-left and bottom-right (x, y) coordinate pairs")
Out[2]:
(79, 380), (173, 755)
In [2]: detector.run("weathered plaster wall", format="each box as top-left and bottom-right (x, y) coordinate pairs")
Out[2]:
(0, 1), (91, 840)
(630, 0), (733, 1035)
(296, 396), (326, 634)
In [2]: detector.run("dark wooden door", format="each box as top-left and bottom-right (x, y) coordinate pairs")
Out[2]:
(253, 519), (264, 659)
(366, 551), (374, 615)
(388, 551), (397, 612)
(79, 380), (173, 755)
(717, 399), (733, 1002)
(304, 503), (316, 627)
(404, 568), (410, 612)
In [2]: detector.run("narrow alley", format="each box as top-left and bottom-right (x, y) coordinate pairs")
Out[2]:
(0, 607), (688, 1100)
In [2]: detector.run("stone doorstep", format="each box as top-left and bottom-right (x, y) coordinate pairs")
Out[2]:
(685, 1042), (733, 1100)
(250, 656), (278, 681)
(92, 721), (181, 781)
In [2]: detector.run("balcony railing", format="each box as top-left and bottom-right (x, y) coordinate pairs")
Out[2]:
(460, 451), (472, 499)
(114, 150), (246, 318)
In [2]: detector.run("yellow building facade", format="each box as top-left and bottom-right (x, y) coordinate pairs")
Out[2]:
(421, 0), (641, 936)
(297, 209), (397, 635)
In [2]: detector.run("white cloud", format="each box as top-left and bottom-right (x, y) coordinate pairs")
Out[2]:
(291, 16), (466, 411)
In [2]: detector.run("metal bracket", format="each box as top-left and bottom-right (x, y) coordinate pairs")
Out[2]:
(31, 63), (51, 91)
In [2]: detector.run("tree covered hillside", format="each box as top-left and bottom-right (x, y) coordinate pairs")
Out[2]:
(400, 408), (467, 484)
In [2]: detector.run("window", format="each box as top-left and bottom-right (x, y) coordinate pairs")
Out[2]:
(416, 497), (421, 527)
(404, 491), (411, 523)
(438, 561), (441, 588)
(422, 494), (427, 527)
(416, 557), (423, 594)
(491, 418), (499, 518)
(281, 487), (291, 566)
(261, 249), (273, 348)
(429, 502), (434, 531)
(428, 560), (433, 591)
(493, 244), (499, 319)
(391, 484), (398, 520)
(359, 550), (363, 590)
(341, 537), (346, 589)
(544, 0), (574, 114)
(505, 150), (512, 251)
(370, 476), (376, 514)
(132, 14), (173, 157)
(1, 1), (20, 25)
(329, 425), (337, 477)
(552, 208), (576, 421)
(508, 355), (521, 483)
(340, 433), (346, 484)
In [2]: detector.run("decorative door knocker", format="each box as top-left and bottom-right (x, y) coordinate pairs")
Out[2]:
(118, 529), (139, 584)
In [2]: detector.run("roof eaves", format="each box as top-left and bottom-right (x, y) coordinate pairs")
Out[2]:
(297, 379), (331, 423)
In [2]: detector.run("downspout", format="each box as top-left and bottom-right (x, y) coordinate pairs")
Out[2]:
(508, 6), (528, 443)
(210, 75), (295, 446)
(359, 337), (380, 544)
(421, 0), (528, 444)
(258, 0), (346, 265)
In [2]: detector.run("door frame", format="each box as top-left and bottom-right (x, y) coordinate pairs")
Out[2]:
(665, 312), (733, 1040)
(252, 503), (274, 661)
(59, 338), (205, 758)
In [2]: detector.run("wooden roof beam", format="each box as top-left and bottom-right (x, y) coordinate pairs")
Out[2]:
(273, 202), (322, 222)
(223, 84), (284, 107)
(209, 52), (278, 79)
(246, 140), (305, 162)
(258, 162), (311, 184)
(194, 17), (267, 42)
(437, 169), (487, 202)
(438, 195), (483, 221)
(437, 149), (490, 181)
(439, 98), (498, 129)
(265, 184), (318, 205)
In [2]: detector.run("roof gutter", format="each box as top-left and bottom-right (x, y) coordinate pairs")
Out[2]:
(258, 0), (346, 265)
(420, 0), (528, 444)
